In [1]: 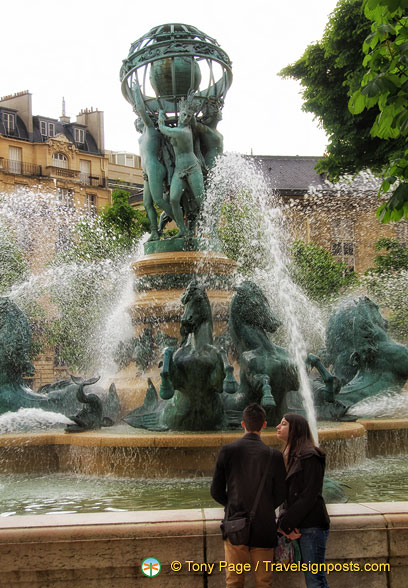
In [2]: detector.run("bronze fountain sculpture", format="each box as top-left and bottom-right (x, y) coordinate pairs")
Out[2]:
(2, 24), (408, 434)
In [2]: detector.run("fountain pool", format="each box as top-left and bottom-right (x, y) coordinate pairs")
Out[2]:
(0, 418), (407, 518)
(0, 453), (407, 517)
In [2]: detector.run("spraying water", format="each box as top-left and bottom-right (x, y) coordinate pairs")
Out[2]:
(201, 153), (325, 441)
(0, 408), (73, 434)
(351, 391), (408, 419)
(0, 187), (144, 377)
(97, 238), (146, 382)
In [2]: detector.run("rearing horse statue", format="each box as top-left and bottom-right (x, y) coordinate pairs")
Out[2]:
(224, 281), (299, 425)
(124, 280), (236, 431)
(160, 280), (235, 430)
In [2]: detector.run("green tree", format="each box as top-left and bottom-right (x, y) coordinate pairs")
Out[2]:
(365, 237), (408, 340)
(56, 189), (150, 263)
(48, 189), (149, 370)
(280, 0), (405, 180)
(0, 224), (29, 294)
(368, 237), (408, 273)
(100, 189), (150, 245)
(217, 192), (267, 275)
(291, 240), (358, 301)
(348, 0), (408, 221)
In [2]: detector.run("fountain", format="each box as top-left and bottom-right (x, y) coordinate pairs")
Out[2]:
(0, 22), (407, 588)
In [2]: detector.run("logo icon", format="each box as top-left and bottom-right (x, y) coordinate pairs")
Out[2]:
(141, 557), (161, 577)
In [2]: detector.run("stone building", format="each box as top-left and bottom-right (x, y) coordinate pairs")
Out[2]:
(254, 155), (404, 274)
(106, 150), (143, 205)
(0, 90), (114, 387)
(0, 91), (110, 214)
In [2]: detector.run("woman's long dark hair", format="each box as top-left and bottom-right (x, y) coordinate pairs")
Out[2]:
(283, 413), (321, 469)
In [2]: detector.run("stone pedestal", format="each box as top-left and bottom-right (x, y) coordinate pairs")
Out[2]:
(114, 250), (237, 413)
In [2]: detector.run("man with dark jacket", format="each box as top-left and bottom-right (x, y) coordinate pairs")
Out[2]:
(211, 403), (286, 587)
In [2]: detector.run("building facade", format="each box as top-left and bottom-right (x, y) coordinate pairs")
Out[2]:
(0, 91), (110, 213)
(255, 155), (403, 274)
(106, 150), (143, 206)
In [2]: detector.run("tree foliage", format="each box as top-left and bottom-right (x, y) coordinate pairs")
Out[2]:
(55, 189), (149, 263)
(367, 236), (408, 273)
(291, 240), (358, 301)
(280, 0), (405, 180)
(217, 192), (267, 275)
(100, 189), (149, 244)
(348, 0), (408, 221)
(0, 224), (29, 295)
(365, 236), (408, 340)
(48, 189), (148, 370)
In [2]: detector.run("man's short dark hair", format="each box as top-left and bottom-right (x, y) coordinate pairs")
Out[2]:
(243, 403), (266, 432)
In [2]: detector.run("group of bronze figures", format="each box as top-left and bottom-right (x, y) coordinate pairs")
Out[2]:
(1, 282), (408, 432)
(124, 280), (408, 431)
(134, 85), (223, 241)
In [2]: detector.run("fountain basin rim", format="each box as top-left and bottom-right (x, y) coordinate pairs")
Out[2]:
(132, 250), (237, 276)
(0, 502), (407, 534)
(0, 422), (366, 448)
(357, 418), (408, 431)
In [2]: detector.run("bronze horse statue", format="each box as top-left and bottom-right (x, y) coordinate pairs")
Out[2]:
(307, 296), (408, 416)
(224, 281), (298, 426)
(125, 280), (235, 431)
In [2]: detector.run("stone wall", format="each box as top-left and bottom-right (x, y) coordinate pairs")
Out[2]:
(0, 503), (406, 587)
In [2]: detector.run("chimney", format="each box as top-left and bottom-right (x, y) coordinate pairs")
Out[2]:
(59, 97), (70, 123)
(0, 90), (33, 136)
(76, 107), (105, 152)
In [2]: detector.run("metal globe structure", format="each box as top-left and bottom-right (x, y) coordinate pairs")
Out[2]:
(120, 23), (233, 124)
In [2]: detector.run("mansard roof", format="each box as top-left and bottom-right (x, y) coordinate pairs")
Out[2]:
(251, 155), (324, 195)
(0, 108), (29, 141)
(32, 116), (101, 154)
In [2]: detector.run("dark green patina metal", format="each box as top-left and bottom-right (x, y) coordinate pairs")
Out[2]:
(224, 281), (299, 426)
(65, 376), (119, 433)
(314, 296), (408, 414)
(0, 297), (120, 422)
(287, 296), (408, 420)
(124, 281), (236, 431)
(120, 24), (232, 248)
(120, 23), (232, 117)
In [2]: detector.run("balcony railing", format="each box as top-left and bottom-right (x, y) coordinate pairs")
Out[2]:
(0, 160), (107, 187)
(0, 158), (42, 177)
(80, 174), (106, 187)
(46, 166), (80, 179)
(45, 167), (106, 187)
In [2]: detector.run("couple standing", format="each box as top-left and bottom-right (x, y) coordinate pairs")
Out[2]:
(211, 404), (330, 588)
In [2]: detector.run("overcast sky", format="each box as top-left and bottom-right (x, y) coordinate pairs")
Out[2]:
(2, 0), (341, 157)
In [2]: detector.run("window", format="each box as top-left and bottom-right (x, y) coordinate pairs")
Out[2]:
(40, 121), (56, 137)
(80, 159), (91, 185)
(3, 112), (15, 134)
(52, 152), (68, 169)
(86, 193), (96, 213)
(57, 188), (73, 208)
(9, 146), (22, 174)
(331, 218), (355, 271)
(74, 128), (85, 144)
(112, 153), (135, 167)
